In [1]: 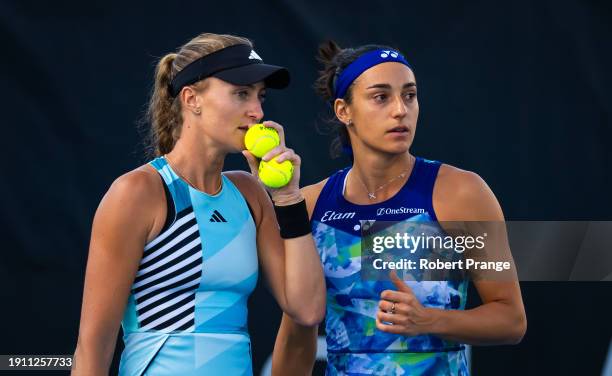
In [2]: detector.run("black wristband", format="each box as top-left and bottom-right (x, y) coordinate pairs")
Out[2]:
(274, 199), (311, 239)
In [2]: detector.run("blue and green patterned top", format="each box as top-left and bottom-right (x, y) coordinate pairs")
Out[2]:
(311, 157), (469, 375)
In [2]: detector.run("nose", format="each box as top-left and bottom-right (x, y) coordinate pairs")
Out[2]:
(247, 99), (264, 123)
(391, 94), (408, 119)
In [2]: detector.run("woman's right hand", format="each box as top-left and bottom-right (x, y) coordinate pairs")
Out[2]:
(241, 120), (303, 206)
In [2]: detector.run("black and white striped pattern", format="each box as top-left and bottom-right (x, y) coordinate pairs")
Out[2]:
(133, 207), (202, 332)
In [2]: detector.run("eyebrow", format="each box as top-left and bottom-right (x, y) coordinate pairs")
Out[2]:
(238, 84), (266, 91)
(365, 82), (417, 90)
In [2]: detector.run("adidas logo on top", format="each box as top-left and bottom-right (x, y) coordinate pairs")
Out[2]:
(380, 50), (399, 58)
(209, 210), (227, 223)
(249, 50), (262, 60)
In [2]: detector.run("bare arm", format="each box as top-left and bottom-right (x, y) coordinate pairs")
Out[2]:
(270, 181), (326, 375)
(430, 168), (526, 344)
(72, 168), (163, 375)
(272, 313), (318, 376)
(376, 167), (527, 345)
(429, 280), (526, 345)
(229, 164), (326, 326)
(236, 121), (325, 326)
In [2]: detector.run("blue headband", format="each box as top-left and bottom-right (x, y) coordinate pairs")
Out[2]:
(334, 49), (412, 100)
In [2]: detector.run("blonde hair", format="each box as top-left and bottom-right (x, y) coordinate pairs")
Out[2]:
(145, 33), (252, 156)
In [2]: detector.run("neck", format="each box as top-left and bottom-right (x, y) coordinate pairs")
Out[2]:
(346, 152), (415, 203)
(165, 134), (226, 194)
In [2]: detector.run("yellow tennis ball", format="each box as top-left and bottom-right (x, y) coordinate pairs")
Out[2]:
(259, 157), (294, 188)
(244, 124), (280, 158)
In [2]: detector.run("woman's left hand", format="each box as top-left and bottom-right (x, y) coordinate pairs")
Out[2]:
(376, 271), (439, 336)
(242, 120), (302, 204)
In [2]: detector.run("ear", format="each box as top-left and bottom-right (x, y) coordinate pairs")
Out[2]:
(334, 98), (352, 126)
(180, 86), (201, 113)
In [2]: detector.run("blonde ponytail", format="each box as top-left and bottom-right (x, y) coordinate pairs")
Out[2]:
(144, 33), (253, 157)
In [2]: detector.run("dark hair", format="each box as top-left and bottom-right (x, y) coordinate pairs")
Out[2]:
(314, 40), (401, 158)
(143, 33), (253, 158)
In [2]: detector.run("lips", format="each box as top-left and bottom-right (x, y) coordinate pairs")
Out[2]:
(387, 125), (409, 133)
(238, 125), (249, 131)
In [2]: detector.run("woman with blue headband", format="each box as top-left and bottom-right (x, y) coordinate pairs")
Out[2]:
(71, 33), (325, 375)
(272, 41), (527, 375)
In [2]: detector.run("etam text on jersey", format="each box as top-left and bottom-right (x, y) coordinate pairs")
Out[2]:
(320, 211), (356, 222)
(320, 207), (426, 222)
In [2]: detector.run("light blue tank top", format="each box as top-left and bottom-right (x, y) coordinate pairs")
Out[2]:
(312, 157), (469, 375)
(119, 157), (258, 375)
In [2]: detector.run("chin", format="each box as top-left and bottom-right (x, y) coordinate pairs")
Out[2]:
(390, 148), (410, 156)
(229, 137), (247, 153)
(386, 142), (412, 155)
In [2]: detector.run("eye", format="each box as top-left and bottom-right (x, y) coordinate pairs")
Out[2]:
(258, 92), (267, 103)
(236, 90), (249, 100)
(373, 93), (388, 103)
(404, 92), (417, 101)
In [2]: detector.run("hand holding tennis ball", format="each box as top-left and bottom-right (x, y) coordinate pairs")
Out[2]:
(258, 157), (294, 188)
(244, 124), (280, 158)
(242, 122), (296, 189)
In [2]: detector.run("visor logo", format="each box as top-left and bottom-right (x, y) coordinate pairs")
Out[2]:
(249, 50), (262, 60)
(380, 50), (399, 58)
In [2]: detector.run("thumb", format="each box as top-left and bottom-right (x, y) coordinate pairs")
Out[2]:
(389, 270), (413, 293)
(242, 150), (259, 176)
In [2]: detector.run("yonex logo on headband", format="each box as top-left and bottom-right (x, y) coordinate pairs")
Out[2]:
(380, 50), (399, 58)
(334, 48), (412, 100)
(249, 50), (262, 60)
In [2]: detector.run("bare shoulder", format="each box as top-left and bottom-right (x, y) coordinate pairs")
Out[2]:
(224, 171), (328, 220)
(95, 164), (164, 240)
(106, 164), (163, 206)
(435, 164), (488, 198)
(301, 178), (328, 217)
(224, 170), (260, 189)
(433, 163), (503, 221)
(224, 170), (263, 202)
(224, 170), (266, 221)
